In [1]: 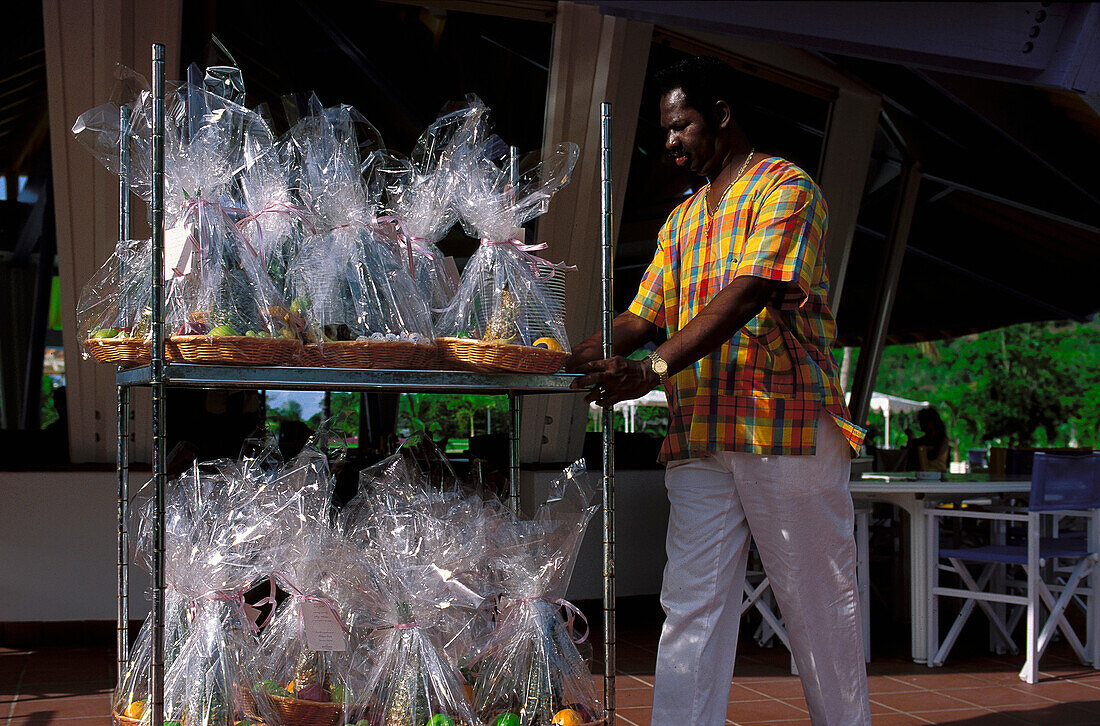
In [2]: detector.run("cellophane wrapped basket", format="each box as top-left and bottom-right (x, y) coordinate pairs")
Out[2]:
(161, 71), (301, 364)
(117, 437), (293, 726)
(436, 138), (579, 373)
(245, 439), (358, 726)
(73, 63), (301, 366)
(77, 238), (154, 365)
(286, 100), (436, 369)
(335, 444), (491, 726)
(472, 461), (604, 726)
(369, 97), (493, 328)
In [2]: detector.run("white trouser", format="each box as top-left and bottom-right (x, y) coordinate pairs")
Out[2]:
(651, 413), (871, 726)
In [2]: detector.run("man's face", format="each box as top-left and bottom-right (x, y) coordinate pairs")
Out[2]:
(659, 88), (717, 177)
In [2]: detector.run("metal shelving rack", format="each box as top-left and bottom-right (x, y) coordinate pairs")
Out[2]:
(114, 43), (617, 726)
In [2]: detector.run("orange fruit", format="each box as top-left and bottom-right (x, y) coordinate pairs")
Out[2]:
(533, 337), (563, 352)
(124, 701), (145, 719)
(553, 708), (583, 726)
(285, 681), (295, 693)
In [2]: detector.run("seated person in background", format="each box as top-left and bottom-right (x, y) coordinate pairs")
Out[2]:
(904, 407), (949, 472)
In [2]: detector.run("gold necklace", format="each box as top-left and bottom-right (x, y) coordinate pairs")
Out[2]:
(706, 148), (755, 217)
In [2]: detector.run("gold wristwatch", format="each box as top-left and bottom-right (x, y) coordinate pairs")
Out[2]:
(646, 351), (669, 386)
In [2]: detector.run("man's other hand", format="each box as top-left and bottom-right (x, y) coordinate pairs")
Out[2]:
(570, 356), (659, 406)
(565, 336), (604, 372)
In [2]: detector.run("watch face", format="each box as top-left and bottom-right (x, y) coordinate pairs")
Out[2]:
(653, 358), (668, 375)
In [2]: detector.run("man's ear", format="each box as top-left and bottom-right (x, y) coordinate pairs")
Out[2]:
(714, 100), (732, 130)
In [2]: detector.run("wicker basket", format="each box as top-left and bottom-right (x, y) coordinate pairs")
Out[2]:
(301, 340), (439, 369)
(437, 337), (567, 374)
(240, 687), (341, 726)
(85, 338), (151, 367)
(169, 335), (301, 366)
(111, 712), (140, 726)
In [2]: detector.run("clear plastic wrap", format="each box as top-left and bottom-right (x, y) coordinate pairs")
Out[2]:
(71, 64), (156, 203)
(241, 438), (357, 726)
(76, 238), (153, 364)
(285, 101), (435, 367)
(160, 76), (300, 357)
(472, 461), (603, 726)
(337, 467), (491, 726)
(237, 136), (314, 296)
(247, 530), (351, 725)
(72, 62), (301, 365)
(118, 445), (289, 726)
(436, 140), (579, 372)
(369, 98), (492, 319)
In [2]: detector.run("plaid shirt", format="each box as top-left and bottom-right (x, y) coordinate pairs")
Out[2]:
(629, 157), (865, 461)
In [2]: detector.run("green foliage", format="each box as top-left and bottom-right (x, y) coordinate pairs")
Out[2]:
(858, 319), (1100, 455)
(397, 393), (508, 446)
(40, 376), (60, 429)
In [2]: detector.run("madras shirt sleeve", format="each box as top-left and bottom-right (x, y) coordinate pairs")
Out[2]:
(733, 175), (826, 308)
(628, 220), (670, 328)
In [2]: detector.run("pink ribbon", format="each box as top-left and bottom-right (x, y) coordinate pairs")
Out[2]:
(500, 595), (590, 644)
(173, 198), (250, 275)
(187, 588), (262, 634)
(275, 573), (352, 638)
(373, 215), (418, 277)
(250, 575), (280, 629)
(236, 201), (317, 260)
(480, 237), (576, 281)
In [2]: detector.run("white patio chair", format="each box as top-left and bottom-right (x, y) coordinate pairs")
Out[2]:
(926, 452), (1100, 683)
(741, 504), (871, 674)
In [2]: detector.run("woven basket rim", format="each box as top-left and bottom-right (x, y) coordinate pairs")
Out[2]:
(306, 339), (435, 348)
(437, 336), (565, 352)
(265, 691), (344, 711)
(169, 334), (300, 345)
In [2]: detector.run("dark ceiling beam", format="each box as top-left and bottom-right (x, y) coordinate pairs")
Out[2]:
(913, 68), (1100, 208)
(922, 171), (1100, 236)
(584, 1), (1100, 94)
(855, 223), (1085, 323)
(378, 0), (557, 23)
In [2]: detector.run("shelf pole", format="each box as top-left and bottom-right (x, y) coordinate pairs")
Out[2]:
(508, 392), (521, 514)
(116, 103), (132, 683)
(600, 101), (616, 722)
(507, 145), (522, 516)
(149, 42), (167, 726)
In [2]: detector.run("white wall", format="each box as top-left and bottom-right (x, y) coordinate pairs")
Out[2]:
(525, 469), (669, 602)
(0, 469), (670, 622)
(0, 470), (151, 622)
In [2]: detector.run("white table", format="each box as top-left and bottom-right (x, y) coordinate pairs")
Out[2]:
(849, 479), (1032, 662)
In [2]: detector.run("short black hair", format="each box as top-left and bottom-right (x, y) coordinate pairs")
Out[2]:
(653, 55), (742, 126)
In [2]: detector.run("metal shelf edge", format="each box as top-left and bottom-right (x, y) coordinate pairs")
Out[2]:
(115, 364), (581, 393)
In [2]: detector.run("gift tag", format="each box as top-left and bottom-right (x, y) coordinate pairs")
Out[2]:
(164, 226), (194, 280)
(301, 599), (346, 652)
(242, 603), (262, 628)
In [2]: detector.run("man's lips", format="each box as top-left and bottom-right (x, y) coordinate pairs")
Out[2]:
(673, 153), (689, 167)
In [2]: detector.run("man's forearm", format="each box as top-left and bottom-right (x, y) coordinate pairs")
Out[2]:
(655, 275), (779, 376)
(572, 312), (659, 360)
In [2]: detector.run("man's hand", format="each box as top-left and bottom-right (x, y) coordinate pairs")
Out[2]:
(570, 356), (660, 407)
(565, 336), (604, 372)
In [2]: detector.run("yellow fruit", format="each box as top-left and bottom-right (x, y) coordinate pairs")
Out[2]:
(552, 708), (583, 726)
(286, 681), (295, 693)
(532, 337), (563, 352)
(124, 701), (145, 718)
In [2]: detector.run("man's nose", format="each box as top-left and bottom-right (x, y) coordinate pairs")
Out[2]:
(665, 130), (678, 150)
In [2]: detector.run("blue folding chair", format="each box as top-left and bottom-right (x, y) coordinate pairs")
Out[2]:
(926, 452), (1100, 683)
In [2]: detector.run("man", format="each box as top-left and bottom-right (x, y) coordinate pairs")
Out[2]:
(567, 56), (871, 725)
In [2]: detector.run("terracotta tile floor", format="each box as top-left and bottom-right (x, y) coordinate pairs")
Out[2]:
(5, 634), (1100, 726)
